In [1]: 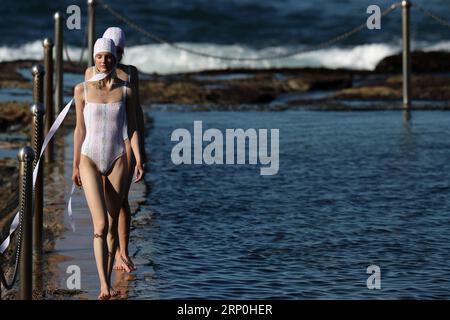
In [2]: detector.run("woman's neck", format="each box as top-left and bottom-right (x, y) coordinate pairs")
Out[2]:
(95, 66), (115, 76)
(95, 67), (117, 90)
(103, 74), (113, 85)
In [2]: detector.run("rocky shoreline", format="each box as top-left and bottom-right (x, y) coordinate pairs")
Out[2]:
(137, 52), (450, 108)
(1, 51), (450, 112)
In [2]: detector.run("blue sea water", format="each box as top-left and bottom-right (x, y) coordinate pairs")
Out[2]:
(2, 0), (450, 46)
(1, 0), (450, 73)
(125, 110), (450, 299)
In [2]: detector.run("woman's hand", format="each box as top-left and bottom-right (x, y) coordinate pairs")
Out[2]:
(134, 162), (144, 183)
(72, 166), (82, 187)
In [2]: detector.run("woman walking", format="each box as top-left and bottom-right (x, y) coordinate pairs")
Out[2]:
(72, 37), (144, 299)
(85, 27), (145, 272)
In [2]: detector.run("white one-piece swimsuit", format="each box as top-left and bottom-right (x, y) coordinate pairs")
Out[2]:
(93, 66), (129, 141)
(81, 82), (128, 175)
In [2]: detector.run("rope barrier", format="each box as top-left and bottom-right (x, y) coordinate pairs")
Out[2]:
(63, 42), (76, 67)
(413, 3), (450, 29)
(97, 0), (401, 61)
(63, 20), (88, 68)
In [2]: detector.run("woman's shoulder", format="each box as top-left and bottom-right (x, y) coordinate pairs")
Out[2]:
(118, 63), (138, 82)
(74, 82), (86, 97)
(84, 66), (94, 80)
(116, 64), (128, 82)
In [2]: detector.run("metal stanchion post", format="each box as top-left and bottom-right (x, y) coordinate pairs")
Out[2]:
(43, 38), (54, 163)
(30, 101), (45, 260)
(88, 0), (96, 67)
(32, 65), (44, 105)
(31, 65), (45, 259)
(402, 0), (412, 109)
(18, 146), (35, 300)
(54, 12), (64, 114)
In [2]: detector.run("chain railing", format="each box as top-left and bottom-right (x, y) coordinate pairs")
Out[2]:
(0, 146), (34, 297)
(0, 196), (23, 291)
(0, 165), (20, 294)
(97, 0), (401, 61)
(0, 65), (45, 298)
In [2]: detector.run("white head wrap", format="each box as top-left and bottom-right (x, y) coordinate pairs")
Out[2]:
(93, 37), (117, 61)
(103, 27), (125, 49)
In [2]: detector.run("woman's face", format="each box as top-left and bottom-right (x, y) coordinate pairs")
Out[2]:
(95, 52), (115, 72)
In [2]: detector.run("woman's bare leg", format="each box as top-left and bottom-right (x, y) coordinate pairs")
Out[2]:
(116, 196), (133, 271)
(114, 140), (136, 272)
(104, 154), (128, 292)
(79, 155), (110, 299)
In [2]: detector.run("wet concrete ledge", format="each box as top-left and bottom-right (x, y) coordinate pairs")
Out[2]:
(43, 130), (147, 300)
(0, 127), (148, 300)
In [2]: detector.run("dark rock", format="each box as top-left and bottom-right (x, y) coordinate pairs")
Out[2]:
(0, 101), (31, 132)
(375, 51), (450, 73)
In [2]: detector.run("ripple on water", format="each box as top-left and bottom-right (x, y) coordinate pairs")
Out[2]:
(130, 111), (450, 299)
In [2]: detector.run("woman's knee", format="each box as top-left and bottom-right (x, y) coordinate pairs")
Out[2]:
(121, 197), (130, 209)
(93, 223), (108, 238)
(108, 214), (118, 225)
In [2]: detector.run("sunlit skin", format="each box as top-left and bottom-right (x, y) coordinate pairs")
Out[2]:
(95, 52), (115, 73)
(85, 46), (145, 273)
(73, 50), (144, 299)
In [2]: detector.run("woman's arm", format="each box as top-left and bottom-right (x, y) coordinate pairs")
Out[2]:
(130, 66), (146, 163)
(126, 85), (144, 182)
(72, 83), (86, 186)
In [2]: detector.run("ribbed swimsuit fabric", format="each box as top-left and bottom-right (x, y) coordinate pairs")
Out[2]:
(93, 66), (129, 140)
(81, 82), (127, 175)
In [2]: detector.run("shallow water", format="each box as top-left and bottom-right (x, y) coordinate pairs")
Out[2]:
(128, 110), (450, 299)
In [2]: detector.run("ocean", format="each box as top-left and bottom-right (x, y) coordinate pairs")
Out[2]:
(1, 0), (450, 73)
(129, 110), (450, 299)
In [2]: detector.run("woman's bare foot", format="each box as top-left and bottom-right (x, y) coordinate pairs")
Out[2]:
(121, 255), (137, 272)
(114, 253), (136, 273)
(109, 287), (120, 298)
(98, 285), (111, 300)
(113, 257), (132, 273)
(113, 260), (127, 271)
